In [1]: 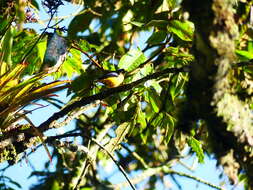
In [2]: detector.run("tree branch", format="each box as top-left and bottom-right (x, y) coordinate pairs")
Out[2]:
(71, 44), (103, 70)
(38, 67), (187, 132)
(0, 67), (188, 155)
(166, 168), (224, 190)
(112, 165), (224, 190)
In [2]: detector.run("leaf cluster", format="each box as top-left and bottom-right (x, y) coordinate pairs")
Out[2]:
(1, 0), (253, 190)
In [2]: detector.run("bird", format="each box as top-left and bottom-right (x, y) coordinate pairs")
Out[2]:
(98, 69), (126, 88)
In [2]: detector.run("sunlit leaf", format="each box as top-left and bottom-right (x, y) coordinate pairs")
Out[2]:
(31, 80), (70, 94)
(146, 31), (167, 45)
(37, 41), (47, 63)
(168, 20), (194, 41)
(187, 137), (204, 163)
(105, 122), (130, 153)
(137, 104), (146, 128)
(78, 39), (91, 52)
(1, 26), (14, 66)
(236, 49), (253, 60)
(130, 21), (144, 27)
(162, 113), (175, 143)
(62, 48), (82, 78)
(0, 63), (26, 89)
(151, 112), (163, 127)
(118, 49), (147, 72)
(146, 20), (169, 29)
(166, 0), (178, 9)
(146, 88), (161, 113)
(51, 180), (60, 190)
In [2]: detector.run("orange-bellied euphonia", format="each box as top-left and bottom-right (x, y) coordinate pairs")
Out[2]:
(98, 69), (126, 88)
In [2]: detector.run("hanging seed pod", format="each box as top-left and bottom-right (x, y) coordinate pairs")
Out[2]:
(42, 32), (67, 70)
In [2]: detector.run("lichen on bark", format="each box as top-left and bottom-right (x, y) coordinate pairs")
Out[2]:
(210, 0), (253, 148)
(181, 0), (253, 186)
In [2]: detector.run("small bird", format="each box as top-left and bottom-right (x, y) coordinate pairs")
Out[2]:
(98, 69), (126, 88)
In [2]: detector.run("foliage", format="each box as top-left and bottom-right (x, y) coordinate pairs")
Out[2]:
(0, 0), (253, 190)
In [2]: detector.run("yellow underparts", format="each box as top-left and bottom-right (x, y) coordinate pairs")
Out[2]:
(100, 74), (124, 88)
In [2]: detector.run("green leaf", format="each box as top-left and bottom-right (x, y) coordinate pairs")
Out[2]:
(62, 48), (82, 78)
(247, 40), (253, 52)
(71, 72), (96, 95)
(0, 17), (9, 35)
(137, 105), (146, 128)
(162, 113), (175, 143)
(31, 0), (39, 9)
(243, 65), (253, 76)
(140, 127), (153, 144)
(140, 63), (153, 76)
(118, 49), (147, 72)
(149, 80), (162, 93)
(102, 61), (117, 71)
(146, 88), (161, 113)
(166, 0), (178, 9)
(187, 137), (204, 163)
(68, 12), (93, 38)
(169, 75), (186, 101)
(51, 180), (60, 190)
(130, 21), (144, 27)
(1, 26), (14, 66)
(78, 39), (91, 52)
(236, 49), (253, 60)
(151, 112), (163, 127)
(168, 20), (194, 41)
(124, 63), (153, 84)
(146, 31), (167, 45)
(146, 20), (169, 29)
(113, 104), (137, 123)
(37, 41), (47, 63)
(105, 122), (130, 153)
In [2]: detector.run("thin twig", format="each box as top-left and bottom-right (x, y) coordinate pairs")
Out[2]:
(47, 133), (136, 190)
(71, 44), (103, 70)
(23, 116), (52, 163)
(86, 139), (137, 190)
(113, 166), (164, 189)
(53, 101), (100, 129)
(138, 35), (172, 68)
(121, 143), (149, 169)
(112, 164), (224, 190)
(87, 8), (102, 17)
(170, 174), (183, 190)
(47, 133), (223, 190)
(73, 124), (112, 190)
(178, 160), (195, 172)
(167, 169), (224, 190)
(21, 10), (56, 63)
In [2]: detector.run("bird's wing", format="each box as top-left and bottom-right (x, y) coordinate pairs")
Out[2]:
(98, 72), (119, 80)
